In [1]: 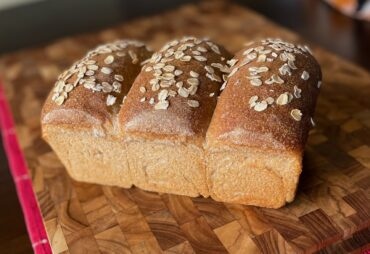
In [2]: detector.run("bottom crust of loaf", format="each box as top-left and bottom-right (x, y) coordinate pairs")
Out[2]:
(42, 126), (132, 188)
(126, 138), (209, 197)
(206, 146), (302, 208)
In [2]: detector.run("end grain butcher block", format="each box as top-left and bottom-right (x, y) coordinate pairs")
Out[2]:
(1, 1), (370, 253)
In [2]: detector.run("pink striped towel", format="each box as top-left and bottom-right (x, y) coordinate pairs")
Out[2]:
(0, 81), (52, 254)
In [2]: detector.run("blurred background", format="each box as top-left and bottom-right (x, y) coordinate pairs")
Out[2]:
(0, 0), (369, 253)
(0, 0), (370, 69)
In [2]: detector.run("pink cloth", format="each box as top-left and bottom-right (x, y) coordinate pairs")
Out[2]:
(0, 81), (52, 254)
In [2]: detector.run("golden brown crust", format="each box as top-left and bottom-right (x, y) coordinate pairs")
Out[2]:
(41, 40), (152, 129)
(119, 37), (232, 144)
(206, 39), (322, 152)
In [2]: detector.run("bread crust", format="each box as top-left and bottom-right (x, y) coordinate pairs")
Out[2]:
(206, 38), (322, 207)
(119, 37), (232, 145)
(41, 40), (152, 189)
(41, 40), (152, 131)
(120, 37), (232, 197)
(207, 39), (321, 151)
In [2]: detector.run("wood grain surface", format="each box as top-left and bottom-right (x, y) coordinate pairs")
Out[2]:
(0, 1), (369, 253)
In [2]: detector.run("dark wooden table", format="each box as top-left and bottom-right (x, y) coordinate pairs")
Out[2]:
(0, 0), (369, 253)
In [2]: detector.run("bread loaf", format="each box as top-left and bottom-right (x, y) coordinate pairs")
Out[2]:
(205, 38), (322, 208)
(42, 37), (322, 208)
(119, 37), (232, 197)
(41, 40), (152, 187)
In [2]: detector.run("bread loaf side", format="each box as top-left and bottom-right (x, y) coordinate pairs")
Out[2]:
(206, 38), (322, 208)
(120, 36), (232, 197)
(41, 40), (152, 187)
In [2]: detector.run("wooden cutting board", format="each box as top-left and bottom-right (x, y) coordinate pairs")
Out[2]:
(0, 1), (369, 253)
